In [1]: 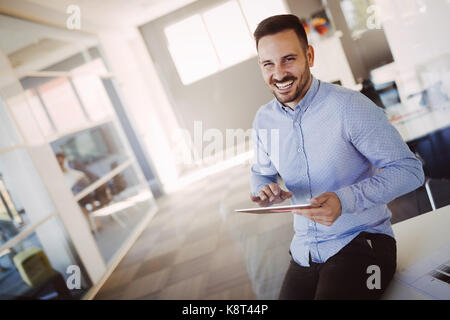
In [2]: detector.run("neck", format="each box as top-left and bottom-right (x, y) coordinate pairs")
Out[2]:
(284, 74), (313, 111)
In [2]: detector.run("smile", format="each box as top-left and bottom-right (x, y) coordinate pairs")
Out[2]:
(274, 80), (294, 91)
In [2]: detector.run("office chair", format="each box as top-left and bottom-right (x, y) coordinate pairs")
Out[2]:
(361, 78), (386, 109)
(408, 126), (450, 211)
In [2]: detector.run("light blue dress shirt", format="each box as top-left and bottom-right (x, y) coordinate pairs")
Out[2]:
(250, 76), (425, 267)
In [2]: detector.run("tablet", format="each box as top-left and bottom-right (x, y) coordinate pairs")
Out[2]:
(234, 203), (314, 214)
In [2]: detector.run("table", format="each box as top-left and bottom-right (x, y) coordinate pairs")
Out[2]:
(382, 205), (450, 299)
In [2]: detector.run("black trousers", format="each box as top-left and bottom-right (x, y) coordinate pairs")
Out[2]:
(278, 231), (397, 300)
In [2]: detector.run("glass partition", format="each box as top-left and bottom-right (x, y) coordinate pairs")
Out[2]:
(0, 216), (92, 300)
(0, 148), (56, 232)
(0, 13), (158, 297)
(81, 164), (154, 262)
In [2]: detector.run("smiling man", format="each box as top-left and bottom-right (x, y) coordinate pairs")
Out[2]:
(249, 15), (425, 300)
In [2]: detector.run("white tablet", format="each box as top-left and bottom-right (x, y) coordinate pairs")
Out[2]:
(234, 203), (314, 214)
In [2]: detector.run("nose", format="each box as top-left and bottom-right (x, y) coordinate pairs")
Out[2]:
(272, 64), (287, 82)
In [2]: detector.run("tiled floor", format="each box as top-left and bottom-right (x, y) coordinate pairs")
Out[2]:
(95, 161), (450, 300)
(95, 162), (262, 300)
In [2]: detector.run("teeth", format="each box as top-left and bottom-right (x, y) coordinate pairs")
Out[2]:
(275, 81), (294, 89)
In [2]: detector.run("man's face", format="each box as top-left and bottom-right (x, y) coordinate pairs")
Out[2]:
(257, 29), (314, 109)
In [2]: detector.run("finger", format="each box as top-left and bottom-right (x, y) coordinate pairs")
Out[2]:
(250, 195), (269, 207)
(292, 207), (334, 225)
(292, 209), (315, 219)
(311, 193), (329, 206)
(257, 200), (270, 207)
(293, 211), (332, 226)
(294, 207), (328, 217)
(261, 185), (275, 201)
(258, 190), (270, 201)
(268, 183), (280, 196)
(281, 190), (293, 199)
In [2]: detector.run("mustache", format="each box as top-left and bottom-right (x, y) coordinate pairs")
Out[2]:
(271, 76), (297, 84)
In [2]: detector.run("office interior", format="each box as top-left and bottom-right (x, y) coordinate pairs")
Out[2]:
(0, 0), (449, 300)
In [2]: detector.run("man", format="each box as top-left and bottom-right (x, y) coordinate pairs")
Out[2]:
(55, 152), (105, 231)
(55, 152), (91, 194)
(249, 14), (424, 300)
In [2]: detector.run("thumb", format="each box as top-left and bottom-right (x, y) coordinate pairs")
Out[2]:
(280, 190), (293, 199)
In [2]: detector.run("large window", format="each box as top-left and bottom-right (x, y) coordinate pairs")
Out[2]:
(164, 0), (288, 85)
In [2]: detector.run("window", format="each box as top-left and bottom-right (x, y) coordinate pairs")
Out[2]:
(38, 77), (87, 133)
(203, 1), (255, 68)
(71, 59), (114, 122)
(26, 89), (55, 137)
(239, 0), (289, 33)
(164, 0), (289, 85)
(165, 14), (220, 85)
(0, 101), (22, 150)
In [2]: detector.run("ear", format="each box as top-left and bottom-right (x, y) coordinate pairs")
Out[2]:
(306, 45), (315, 68)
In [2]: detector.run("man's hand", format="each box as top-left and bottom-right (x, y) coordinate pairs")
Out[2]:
(292, 192), (342, 226)
(250, 182), (293, 207)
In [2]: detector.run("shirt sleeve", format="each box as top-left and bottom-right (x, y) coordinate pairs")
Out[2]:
(334, 93), (425, 214)
(250, 116), (278, 196)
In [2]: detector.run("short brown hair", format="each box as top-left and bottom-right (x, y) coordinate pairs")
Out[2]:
(253, 14), (308, 51)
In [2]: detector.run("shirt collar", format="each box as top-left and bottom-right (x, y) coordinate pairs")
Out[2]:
(276, 76), (319, 114)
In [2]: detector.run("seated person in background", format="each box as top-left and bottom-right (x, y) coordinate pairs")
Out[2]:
(55, 152), (91, 195)
(55, 152), (106, 232)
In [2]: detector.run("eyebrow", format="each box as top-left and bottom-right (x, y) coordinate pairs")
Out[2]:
(283, 54), (298, 59)
(260, 54), (298, 64)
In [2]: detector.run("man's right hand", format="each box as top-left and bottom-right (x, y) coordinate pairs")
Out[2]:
(250, 182), (293, 207)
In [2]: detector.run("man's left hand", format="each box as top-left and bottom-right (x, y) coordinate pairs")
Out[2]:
(292, 192), (342, 226)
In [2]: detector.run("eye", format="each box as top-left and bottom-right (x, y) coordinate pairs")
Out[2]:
(263, 62), (273, 68)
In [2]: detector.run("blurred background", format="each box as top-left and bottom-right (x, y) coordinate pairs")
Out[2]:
(0, 0), (449, 300)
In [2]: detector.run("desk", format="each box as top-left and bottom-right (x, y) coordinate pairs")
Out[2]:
(382, 205), (450, 299)
(391, 106), (450, 143)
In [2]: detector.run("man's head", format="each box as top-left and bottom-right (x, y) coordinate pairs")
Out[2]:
(254, 14), (314, 109)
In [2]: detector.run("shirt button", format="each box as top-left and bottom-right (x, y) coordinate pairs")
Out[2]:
(295, 121), (300, 126)
(297, 147), (302, 152)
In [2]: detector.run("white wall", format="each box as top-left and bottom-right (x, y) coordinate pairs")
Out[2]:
(326, 0), (394, 81)
(97, 28), (184, 190)
(376, 0), (450, 99)
(310, 31), (357, 89)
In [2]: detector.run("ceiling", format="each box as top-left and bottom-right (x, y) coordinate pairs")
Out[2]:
(0, 0), (197, 32)
(0, 13), (97, 73)
(0, 0), (197, 72)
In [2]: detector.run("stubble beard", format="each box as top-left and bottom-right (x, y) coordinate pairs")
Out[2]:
(272, 63), (311, 106)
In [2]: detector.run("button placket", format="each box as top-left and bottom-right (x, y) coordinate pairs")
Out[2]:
(295, 114), (303, 153)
